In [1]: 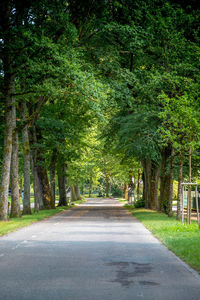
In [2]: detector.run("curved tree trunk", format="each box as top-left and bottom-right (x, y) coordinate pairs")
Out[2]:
(10, 104), (21, 218)
(22, 102), (31, 215)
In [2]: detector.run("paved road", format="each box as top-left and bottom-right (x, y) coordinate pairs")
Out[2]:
(0, 198), (200, 300)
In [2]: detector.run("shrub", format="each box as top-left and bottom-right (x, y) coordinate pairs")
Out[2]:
(134, 198), (145, 208)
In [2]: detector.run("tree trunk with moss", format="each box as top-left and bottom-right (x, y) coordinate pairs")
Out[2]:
(10, 103), (21, 218)
(22, 102), (31, 215)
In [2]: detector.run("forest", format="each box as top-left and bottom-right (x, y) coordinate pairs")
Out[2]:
(0, 0), (200, 221)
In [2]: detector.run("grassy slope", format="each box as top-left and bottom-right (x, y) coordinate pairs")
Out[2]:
(126, 207), (200, 273)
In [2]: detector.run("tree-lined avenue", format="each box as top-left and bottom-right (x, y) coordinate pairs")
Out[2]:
(0, 198), (199, 300)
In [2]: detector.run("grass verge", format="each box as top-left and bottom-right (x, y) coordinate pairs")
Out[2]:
(0, 206), (72, 237)
(71, 198), (87, 205)
(126, 207), (200, 273)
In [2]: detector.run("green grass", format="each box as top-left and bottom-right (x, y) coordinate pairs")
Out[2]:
(70, 198), (87, 205)
(126, 207), (200, 273)
(0, 206), (72, 237)
(1, 197), (87, 237)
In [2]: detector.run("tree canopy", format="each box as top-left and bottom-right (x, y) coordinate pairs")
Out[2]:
(0, 0), (199, 220)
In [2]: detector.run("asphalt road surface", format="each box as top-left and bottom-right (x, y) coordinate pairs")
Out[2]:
(0, 198), (200, 300)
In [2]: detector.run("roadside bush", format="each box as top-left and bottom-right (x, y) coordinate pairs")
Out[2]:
(134, 198), (145, 208)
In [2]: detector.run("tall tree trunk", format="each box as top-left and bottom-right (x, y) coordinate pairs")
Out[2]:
(137, 169), (141, 201)
(30, 154), (39, 212)
(150, 165), (160, 210)
(0, 3), (14, 220)
(168, 148), (175, 217)
(89, 175), (93, 197)
(142, 171), (145, 202)
(159, 145), (172, 214)
(0, 77), (14, 220)
(29, 125), (43, 210)
(34, 126), (53, 209)
(50, 149), (57, 207)
(57, 161), (68, 206)
(70, 185), (77, 202)
(19, 177), (23, 202)
(37, 165), (53, 209)
(177, 149), (184, 220)
(142, 159), (151, 208)
(123, 183), (128, 200)
(34, 166), (43, 210)
(10, 103), (21, 218)
(22, 102), (31, 215)
(74, 185), (81, 200)
(142, 159), (159, 210)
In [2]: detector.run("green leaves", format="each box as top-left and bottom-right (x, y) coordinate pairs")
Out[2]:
(158, 92), (200, 150)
